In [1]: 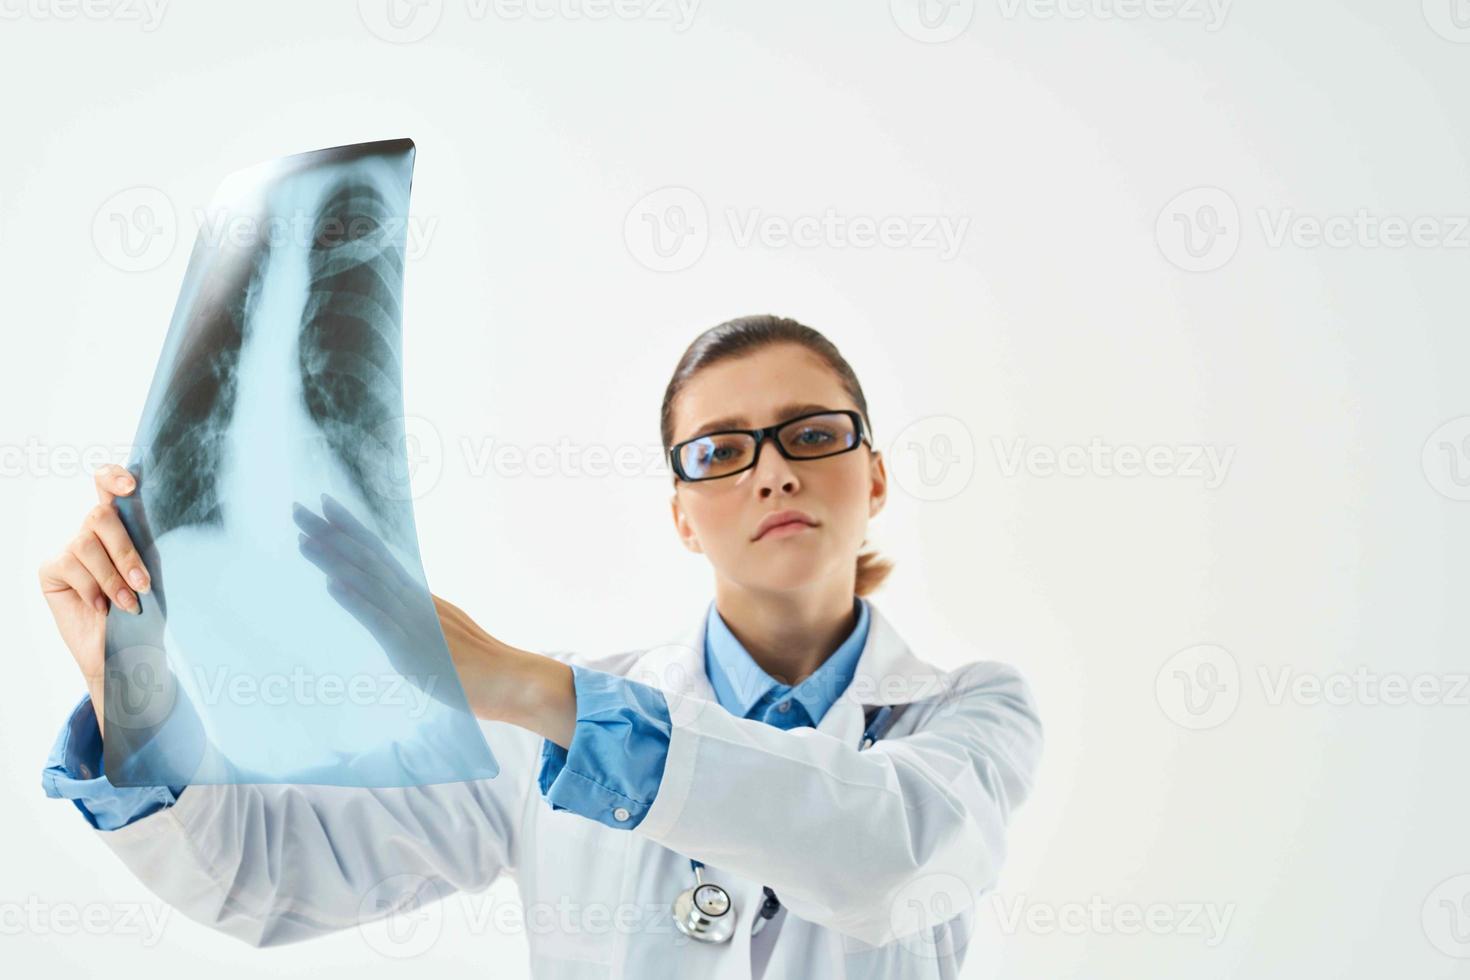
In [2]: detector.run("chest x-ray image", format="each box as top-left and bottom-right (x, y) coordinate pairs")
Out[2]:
(102, 138), (499, 788)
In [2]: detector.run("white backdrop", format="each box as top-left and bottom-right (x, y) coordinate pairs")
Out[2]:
(2, 1), (1468, 977)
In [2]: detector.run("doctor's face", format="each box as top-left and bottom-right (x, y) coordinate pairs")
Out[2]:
(667, 343), (886, 595)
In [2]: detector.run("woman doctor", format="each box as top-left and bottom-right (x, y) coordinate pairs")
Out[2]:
(38, 314), (1044, 978)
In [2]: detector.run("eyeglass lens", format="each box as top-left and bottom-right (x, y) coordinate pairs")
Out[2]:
(678, 412), (859, 480)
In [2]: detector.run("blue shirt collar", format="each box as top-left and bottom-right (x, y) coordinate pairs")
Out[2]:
(703, 596), (871, 724)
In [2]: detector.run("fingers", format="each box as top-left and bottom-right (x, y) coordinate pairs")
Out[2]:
(72, 526), (141, 614)
(38, 552), (110, 614)
(93, 463), (136, 507)
(324, 575), (410, 653)
(298, 530), (395, 610)
(319, 493), (416, 590)
(292, 499), (410, 597)
(295, 518), (416, 625)
(81, 464), (148, 613)
(84, 502), (151, 594)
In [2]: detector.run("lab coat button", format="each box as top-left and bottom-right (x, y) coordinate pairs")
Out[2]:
(613, 806), (631, 822)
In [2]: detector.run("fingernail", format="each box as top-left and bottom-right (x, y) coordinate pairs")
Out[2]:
(93, 595), (108, 613)
(116, 588), (135, 609)
(128, 568), (149, 592)
(117, 476), (134, 491)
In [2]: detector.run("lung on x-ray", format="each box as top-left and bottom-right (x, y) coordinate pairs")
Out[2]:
(102, 138), (500, 788)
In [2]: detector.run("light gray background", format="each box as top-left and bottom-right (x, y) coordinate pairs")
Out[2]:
(2, 1), (1467, 977)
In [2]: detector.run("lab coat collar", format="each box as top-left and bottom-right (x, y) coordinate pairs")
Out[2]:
(629, 597), (944, 747)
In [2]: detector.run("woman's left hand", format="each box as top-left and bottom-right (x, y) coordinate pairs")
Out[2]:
(292, 493), (515, 720)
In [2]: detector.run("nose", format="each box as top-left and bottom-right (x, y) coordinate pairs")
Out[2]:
(751, 438), (801, 498)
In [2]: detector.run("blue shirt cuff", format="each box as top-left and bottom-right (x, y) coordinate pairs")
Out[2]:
(41, 693), (187, 831)
(537, 664), (672, 830)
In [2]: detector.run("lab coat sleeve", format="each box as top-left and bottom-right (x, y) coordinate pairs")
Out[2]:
(53, 694), (538, 948)
(41, 693), (187, 830)
(536, 664), (672, 829)
(632, 660), (1044, 947)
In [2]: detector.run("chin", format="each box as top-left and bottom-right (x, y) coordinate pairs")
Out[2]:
(740, 552), (836, 592)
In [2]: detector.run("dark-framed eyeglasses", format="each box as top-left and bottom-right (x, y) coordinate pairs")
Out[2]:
(669, 409), (873, 483)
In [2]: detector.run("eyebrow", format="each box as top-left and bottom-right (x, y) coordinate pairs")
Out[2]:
(684, 403), (839, 441)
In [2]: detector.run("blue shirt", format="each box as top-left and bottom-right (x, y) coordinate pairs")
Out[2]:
(537, 596), (870, 829)
(41, 597), (871, 833)
(41, 693), (187, 831)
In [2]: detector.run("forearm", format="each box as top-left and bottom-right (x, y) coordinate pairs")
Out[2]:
(435, 595), (575, 748)
(497, 650), (576, 748)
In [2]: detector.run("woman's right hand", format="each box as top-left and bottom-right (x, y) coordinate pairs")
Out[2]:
(37, 463), (153, 731)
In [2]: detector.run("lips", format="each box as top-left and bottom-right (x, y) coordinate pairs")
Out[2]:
(753, 509), (819, 541)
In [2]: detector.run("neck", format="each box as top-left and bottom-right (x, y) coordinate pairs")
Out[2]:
(711, 574), (860, 687)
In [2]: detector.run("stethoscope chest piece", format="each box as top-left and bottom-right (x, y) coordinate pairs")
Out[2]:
(673, 866), (737, 943)
(669, 705), (895, 946)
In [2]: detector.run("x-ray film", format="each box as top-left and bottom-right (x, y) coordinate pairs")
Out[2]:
(102, 138), (500, 788)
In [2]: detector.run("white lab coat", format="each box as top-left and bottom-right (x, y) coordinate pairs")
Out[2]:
(87, 600), (1043, 978)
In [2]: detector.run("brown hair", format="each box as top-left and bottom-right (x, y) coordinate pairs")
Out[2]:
(659, 314), (894, 597)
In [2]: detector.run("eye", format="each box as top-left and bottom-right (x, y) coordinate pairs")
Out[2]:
(695, 437), (742, 463)
(792, 425), (835, 445)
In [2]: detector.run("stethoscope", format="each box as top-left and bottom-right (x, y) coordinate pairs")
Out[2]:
(671, 704), (895, 944)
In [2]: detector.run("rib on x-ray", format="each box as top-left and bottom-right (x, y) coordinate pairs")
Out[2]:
(103, 138), (500, 788)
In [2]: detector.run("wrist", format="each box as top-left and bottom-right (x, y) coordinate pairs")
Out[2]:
(86, 676), (105, 733)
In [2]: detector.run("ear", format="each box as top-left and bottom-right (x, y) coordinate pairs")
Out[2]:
(868, 449), (888, 519)
(670, 491), (704, 554)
